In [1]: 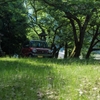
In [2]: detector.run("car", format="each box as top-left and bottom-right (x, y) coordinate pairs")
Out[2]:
(21, 40), (53, 58)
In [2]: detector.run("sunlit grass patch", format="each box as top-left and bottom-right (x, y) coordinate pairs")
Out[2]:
(0, 57), (100, 100)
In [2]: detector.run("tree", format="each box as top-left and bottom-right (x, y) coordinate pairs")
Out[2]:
(86, 10), (100, 58)
(0, 0), (28, 55)
(24, 0), (47, 41)
(26, 0), (74, 58)
(38, 0), (100, 58)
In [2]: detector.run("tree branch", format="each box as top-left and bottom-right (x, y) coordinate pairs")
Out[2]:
(69, 18), (78, 45)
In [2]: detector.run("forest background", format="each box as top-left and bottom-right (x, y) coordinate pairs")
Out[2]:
(0, 0), (100, 59)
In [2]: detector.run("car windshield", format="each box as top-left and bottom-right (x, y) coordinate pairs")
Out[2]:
(30, 41), (48, 48)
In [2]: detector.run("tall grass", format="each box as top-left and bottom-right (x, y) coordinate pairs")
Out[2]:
(0, 57), (100, 100)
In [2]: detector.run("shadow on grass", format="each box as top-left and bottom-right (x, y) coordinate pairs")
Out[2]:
(0, 57), (100, 100)
(0, 59), (58, 100)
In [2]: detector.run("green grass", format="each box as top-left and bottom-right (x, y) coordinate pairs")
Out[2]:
(0, 57), (100, 100)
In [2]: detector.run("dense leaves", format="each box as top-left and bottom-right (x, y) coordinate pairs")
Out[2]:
(1, 0), (100, 58)
(0, 0), (28, 55)
(37, 0), (100, 58)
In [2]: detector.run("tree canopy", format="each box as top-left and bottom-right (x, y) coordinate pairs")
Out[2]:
(1, 0), (100, 58)
(37, 0), (100, 58)
(0, 0), (28, 55)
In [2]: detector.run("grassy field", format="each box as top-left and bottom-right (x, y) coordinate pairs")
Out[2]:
(0, 57), (100, 100)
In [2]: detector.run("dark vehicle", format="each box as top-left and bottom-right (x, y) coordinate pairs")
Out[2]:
(21, 40), (53, 57)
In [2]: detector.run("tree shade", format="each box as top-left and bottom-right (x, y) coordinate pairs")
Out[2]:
(0, 0), (29, 55)
(0, 0), (100, 58)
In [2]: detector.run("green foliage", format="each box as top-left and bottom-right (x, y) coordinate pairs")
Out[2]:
(26, 0), (73, 52)
(38, 0), (100, 58)
(0, 0), (29, 55)
(1, 0), (100, 58)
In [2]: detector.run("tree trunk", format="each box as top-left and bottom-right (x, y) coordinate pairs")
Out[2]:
(86, 25), (99, 59)
(70, 41), (82, 58)
(86, 47), (92, 59)
(69, 14), (92, 58)
(68, 18), (82, 58)
(74, 42), (82, 57)
(64, 42), (67, 58)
